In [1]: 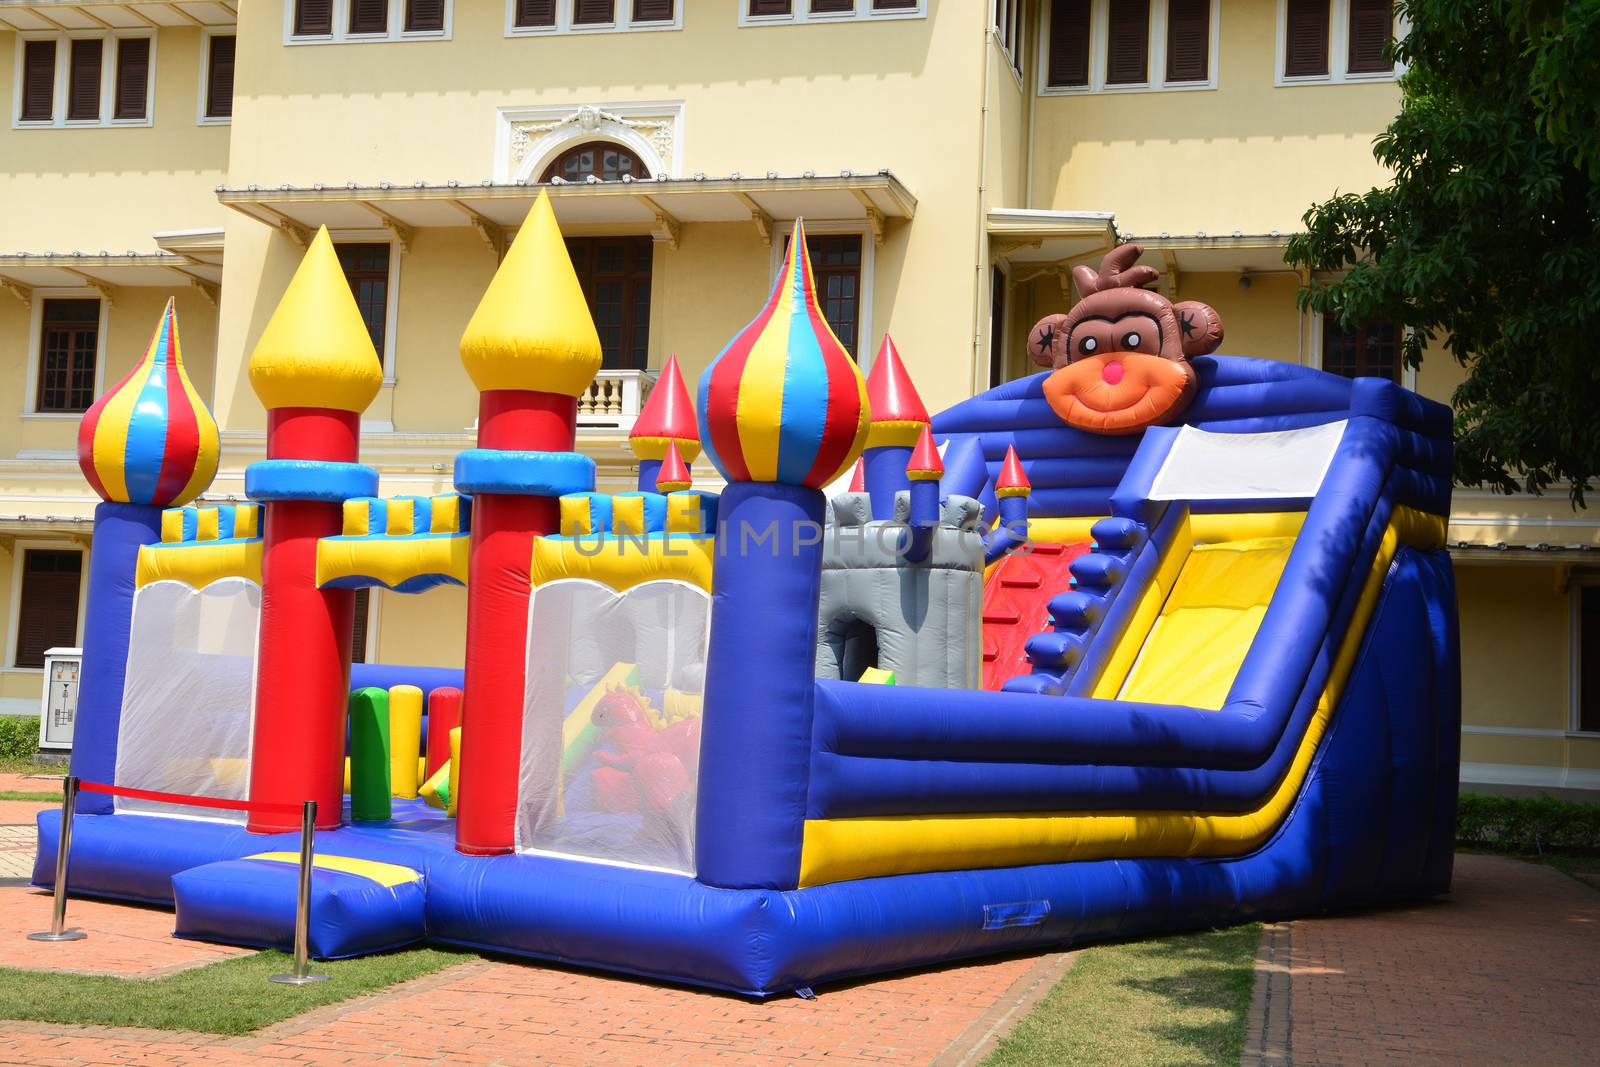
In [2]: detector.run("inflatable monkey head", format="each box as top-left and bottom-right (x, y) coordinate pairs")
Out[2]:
(1026, 244), (1223, 434)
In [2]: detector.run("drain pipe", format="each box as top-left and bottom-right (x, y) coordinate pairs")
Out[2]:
(970, 8), (995, 398)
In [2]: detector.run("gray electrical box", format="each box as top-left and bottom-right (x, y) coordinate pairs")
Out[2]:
(38, 647), (82, 751)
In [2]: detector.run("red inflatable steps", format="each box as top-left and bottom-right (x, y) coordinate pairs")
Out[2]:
(981, 541), (1092, 691)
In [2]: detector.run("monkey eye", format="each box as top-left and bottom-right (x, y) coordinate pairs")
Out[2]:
(1122, 332), (1142, 349)
(1078, 336), (1098, 355)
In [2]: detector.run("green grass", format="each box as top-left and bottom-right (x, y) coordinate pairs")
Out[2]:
(0, 789), (60, 802)
(984, 924), (1261, 1067)
(0, 946), (467, 1035)
(0, 758), (63, 777)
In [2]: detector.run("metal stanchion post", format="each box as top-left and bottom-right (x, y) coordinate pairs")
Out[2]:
(29, 776), (86, 942)
(270, 800), (328, 985)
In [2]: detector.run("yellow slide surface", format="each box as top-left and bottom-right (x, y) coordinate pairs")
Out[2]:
(1117, 536), (1296, 710)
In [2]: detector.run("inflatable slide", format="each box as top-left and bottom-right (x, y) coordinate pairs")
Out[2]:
(36, 207), (1458, 996)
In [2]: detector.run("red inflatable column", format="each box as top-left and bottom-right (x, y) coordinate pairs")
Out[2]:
(454, 391), (573, 854)
(243, 228), (384, 834)
(452, 190), (602, 855)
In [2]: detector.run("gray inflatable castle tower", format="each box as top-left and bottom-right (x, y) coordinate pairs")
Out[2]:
(815, 424), (985, 690)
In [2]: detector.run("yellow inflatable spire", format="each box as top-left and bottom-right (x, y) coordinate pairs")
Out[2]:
(459, 190), (602, 398)
(248, 226), (384, 413)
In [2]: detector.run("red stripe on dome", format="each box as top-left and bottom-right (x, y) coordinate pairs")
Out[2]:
(704, 252), (790, 483)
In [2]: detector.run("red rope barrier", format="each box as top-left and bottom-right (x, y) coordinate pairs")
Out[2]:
(77, 781), (303, 817)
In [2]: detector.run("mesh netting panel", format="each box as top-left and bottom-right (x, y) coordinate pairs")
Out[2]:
(114, 578), (261, 823)
(516, 579), (710, 874)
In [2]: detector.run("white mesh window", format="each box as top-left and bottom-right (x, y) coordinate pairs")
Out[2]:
(114, 578), (261, 823)
(516, 579), (710, 875)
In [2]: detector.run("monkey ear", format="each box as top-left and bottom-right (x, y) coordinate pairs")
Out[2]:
(1027, 314), (1071, 368)
(1172, 301), (1224, 357)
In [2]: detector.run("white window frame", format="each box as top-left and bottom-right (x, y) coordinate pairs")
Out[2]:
(739, 1), (926, 28)
(769, 219), (877, 372)
(4, 540), (89, 675)
(1039, 0), (1220, 97)
(12, 31), (157, 129)
(23, 291), (109, 418)
(1571, 576), (1600, 737)
(993, 0), (1027, 81)
(1275, 0), (1408, 87)
(284, 0), (453, 46)
(196, 29), (234, 127)
(506, 0), (683, 36)
(1306, 309), (1416, 391)
(330, 232), (403, 385)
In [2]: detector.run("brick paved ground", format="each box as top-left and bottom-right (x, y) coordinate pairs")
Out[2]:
(1242, 852), (1600, 1067)
(0, 876), (1073, 1066)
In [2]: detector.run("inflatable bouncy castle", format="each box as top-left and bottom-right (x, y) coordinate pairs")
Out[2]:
(36, 193), (1459, 996)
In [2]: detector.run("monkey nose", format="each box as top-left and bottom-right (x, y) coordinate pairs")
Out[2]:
(1101, 360), (1125, 385)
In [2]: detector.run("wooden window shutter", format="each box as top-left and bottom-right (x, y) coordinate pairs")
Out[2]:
(749, 1), (794, 15)
(349, 0), (388, 34)
(350, 588), (370, 664)
(811, 0), (853, 13)
(21, 40), (55, 122)
(206, 36), (235, 119)
(295, 0), (334, 35)
(406, 0), (446, 32)
(15, 551), (82, 670)
(1048, 0), (1090, 87)
(114, 37), (150, 120)
(67, 38), (103, 121)
(1104, 0), (1149, 85)
(1165, 0), (1209, 82)
(873, 0), (918, 10)
(574, 0), (616, 24)
(1284, 0), (1330, 77)
(634, 0), (675, 21)
(1347, 0), (1393, 73)
(515, 0), (556, 27)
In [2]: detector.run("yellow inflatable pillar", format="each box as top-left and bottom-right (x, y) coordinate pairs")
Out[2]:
(388, 684), (423, 798)
(446, 726), (462, 819)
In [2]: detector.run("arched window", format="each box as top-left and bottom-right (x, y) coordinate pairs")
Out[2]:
(540, 140), (651, 183)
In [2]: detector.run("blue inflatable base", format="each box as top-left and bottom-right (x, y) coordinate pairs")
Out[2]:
(173, 855), (427, 960)
(34, 549), (1456, 995)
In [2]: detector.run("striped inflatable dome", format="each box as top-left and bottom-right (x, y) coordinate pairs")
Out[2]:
(78, 298), (219, 506)
(696, 219), (869, 488)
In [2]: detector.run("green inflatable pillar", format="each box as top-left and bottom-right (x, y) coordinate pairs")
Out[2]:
(349, 687), (391, 822)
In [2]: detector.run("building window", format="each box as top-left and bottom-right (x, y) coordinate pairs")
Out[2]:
(994, 0), (1026, 74)
(741, 1), (924, 26)
(1321, 316), (1400, 383)
(14, 33), (154, 128)
(35, 299), (101, 414)
(510, 0), (680, 34)
(1577, 585), (1600, 734)
(336, 244), (391, 358)
(288, 1), (451, 43)
(541, 140), (651, 183)
(202, 34), (235, 121)
(567, 237), (653, 371)
(14, 550), (82, 669)
(1279, 0), (1401, 83)
(1043, 0), (1216, 94)
(351, 588), (372, 664)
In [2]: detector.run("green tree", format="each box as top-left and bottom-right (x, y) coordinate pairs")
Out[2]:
(1286, 0), (1600, 504)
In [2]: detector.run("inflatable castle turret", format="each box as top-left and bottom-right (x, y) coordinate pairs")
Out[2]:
(630, 353), (699, 493)
(244, 229), (384, 832)
(695, 220), (869, 890)
(860, 336), (930, 520)
(70, 300), (219, 812)
(453, 190), (602, 855)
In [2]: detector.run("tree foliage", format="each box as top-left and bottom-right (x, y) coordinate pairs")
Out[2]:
(1286, 1), (1600, 504)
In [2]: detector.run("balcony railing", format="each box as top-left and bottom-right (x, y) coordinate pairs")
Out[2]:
(578, 369), (657, 434)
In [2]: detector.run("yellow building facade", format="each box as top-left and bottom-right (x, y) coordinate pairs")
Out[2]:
(1, 0), (1595, 795)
